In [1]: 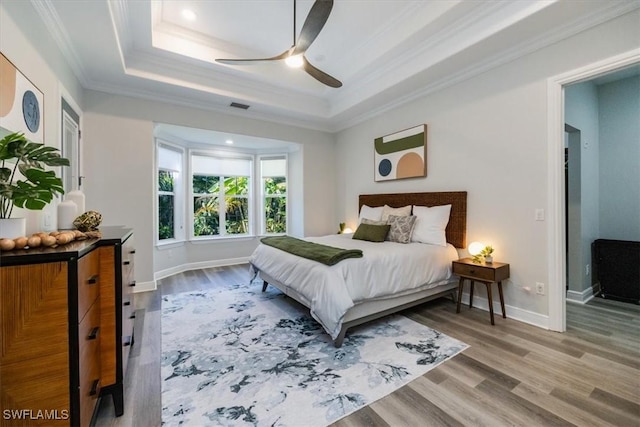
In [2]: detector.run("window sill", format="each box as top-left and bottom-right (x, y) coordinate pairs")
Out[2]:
(189, 235), (258, 244)
(156, 239), (185, 250)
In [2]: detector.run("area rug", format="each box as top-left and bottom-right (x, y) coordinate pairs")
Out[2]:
(161, 282), (468, 426)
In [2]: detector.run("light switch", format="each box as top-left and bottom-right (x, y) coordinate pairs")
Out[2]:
(535, 209), (545, 221)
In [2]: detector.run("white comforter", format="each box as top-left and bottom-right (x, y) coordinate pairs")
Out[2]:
(249, 234), (459, 339)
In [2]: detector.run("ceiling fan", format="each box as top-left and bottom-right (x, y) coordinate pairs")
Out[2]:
(216, 0), (342, 88)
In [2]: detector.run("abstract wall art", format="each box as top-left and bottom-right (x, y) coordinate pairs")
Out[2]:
(0, 52), (44, 143)
(374, 124), (426, 182)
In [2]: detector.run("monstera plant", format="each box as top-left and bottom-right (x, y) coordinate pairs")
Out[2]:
(0, 132), (70, 219)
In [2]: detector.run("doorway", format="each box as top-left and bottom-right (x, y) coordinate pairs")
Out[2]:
(547, 49), (640, 332)
(61, 97), (82, 192)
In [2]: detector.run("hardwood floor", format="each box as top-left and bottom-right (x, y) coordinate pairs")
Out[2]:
(94, 264), (640, 426)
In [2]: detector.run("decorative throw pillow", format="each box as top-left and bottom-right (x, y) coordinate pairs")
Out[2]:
(352, 223), (390, 242)
(411, 204), (452, 246)
(358, 205), (384, 224)
(387, 214), (417, 244)
(381, 204), (411, 222)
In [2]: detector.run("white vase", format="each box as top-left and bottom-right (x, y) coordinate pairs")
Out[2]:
(0, 217), (27, 239)
(484, 255), (493, 264)
(58, 200), (78, 230)
(66, 190), (86, 214)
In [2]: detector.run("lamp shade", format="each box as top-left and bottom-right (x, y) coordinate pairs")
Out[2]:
(468, 241), (485, 256)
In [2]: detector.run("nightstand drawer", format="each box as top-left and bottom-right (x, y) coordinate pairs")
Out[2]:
(453, 262), (496, 281)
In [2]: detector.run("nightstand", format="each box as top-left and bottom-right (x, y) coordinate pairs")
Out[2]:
(453, 258), (510, 325)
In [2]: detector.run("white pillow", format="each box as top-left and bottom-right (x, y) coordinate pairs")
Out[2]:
(411, 204), (452, 246)
(381, 204), (411, 222)
(358, 205), (383, 224)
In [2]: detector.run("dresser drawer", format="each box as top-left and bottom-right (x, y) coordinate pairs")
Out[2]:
(78, 300), (101, 427)
(78, 250), (100, 321)
(453, 261), (496, 281)
(123, 247), (135, 290)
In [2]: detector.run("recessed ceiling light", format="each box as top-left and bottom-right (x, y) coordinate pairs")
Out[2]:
(181, 9), (197, 21)
(225, 139), (234, 145)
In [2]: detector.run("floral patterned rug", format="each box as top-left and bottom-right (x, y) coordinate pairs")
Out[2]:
(161, 281), (468, 426)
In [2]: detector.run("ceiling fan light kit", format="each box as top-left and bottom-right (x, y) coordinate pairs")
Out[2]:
(285, 53), (304, 68)
(216, 0), (342, 88)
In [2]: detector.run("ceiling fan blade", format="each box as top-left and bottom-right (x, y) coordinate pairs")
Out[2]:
(292, 0), (334, 55)
(216, 49), (291, 65)
(303, 57), (342, 88)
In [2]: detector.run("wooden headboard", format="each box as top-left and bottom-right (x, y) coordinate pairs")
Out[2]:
(359, 191), (467, 248)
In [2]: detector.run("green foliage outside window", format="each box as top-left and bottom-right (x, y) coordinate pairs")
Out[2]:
(264, 177), (286, 233)
(158, 170), (175, 240)
(193, 175), (250, 236)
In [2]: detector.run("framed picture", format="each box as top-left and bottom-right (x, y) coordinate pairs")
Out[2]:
(374, 124), (426, 182)
(0, 52), (44, 143)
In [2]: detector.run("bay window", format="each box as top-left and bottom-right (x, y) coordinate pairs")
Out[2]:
(155, 139), (288, 243)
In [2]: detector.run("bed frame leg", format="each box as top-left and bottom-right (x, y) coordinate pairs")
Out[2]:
(262, 281), (268, 292)
(334, 327), (348, 348)
(450, 289), (457, 303)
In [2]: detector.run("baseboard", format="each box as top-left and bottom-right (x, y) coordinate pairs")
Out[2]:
(133, 280), (157, 293)
(459, 292), (550, 329)
(566, 287), (595, 304)
(154, 257), (251, 282)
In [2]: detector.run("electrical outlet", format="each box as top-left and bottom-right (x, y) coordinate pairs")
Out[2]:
(536, 282), (545, 295)
(586, 264), (590, 276)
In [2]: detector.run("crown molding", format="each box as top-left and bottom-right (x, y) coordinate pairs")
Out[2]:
(107, 0), (133, 63)
(30, 0), (90, 86)
(31, 0), (640, 134)
(331, 0), (640, 131)
(84, 79), (334, 133)
(121, 48), (330, 117)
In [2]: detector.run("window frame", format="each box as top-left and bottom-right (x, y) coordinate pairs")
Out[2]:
(156, 141), (185, 246)
(259, 154), (288, 236)
(189, 150), (254, 241)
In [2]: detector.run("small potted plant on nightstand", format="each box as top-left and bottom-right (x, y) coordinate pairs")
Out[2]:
(481, 245), (494, 263)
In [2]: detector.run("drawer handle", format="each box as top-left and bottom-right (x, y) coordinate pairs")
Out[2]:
(87, 326), (100, 340)
(129, 281), (136, 287)
(129, 313), (136, 319)
(469, 270), (475, 274)
(124, 301), (131, 306)
(123, 336), (132, 347)
(89, 379), (100, 396)
(87, 274), (99, 285)
(130, 250), (136, 254)
(123, 261), (131, 265)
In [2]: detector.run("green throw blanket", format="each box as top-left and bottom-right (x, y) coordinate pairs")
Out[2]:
(260, 236), (363, 266)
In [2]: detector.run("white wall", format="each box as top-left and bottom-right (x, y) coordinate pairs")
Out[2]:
(335, 10), (640, 323)
(598, 76), (640, 241)
(82, 90), (336, 285)
(0, 1), (84, 233)
(565, 82), (600, 295)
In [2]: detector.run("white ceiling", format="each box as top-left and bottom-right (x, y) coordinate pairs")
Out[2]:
(31, 0), (640, 134)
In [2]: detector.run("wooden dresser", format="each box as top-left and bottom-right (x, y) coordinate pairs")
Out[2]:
(0, 226), (134, 426)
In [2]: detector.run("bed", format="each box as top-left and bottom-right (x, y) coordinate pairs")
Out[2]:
(250, 191), (467, 347)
